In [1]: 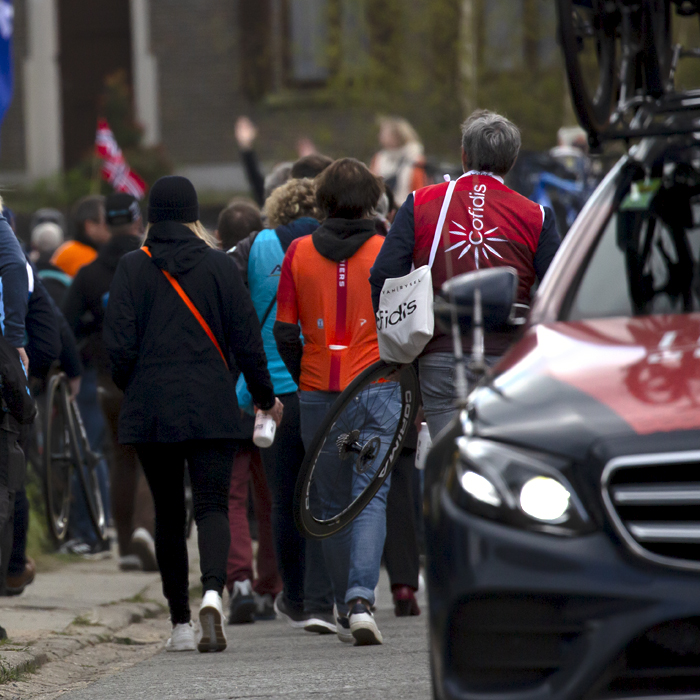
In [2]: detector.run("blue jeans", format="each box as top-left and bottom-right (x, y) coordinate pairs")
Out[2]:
(69, 369), (111, 544)
(418, 352), (500, 440)
(299, 384), (400, 613)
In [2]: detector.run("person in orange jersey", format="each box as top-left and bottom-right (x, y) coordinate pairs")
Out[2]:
(51, 195), (111, 277)
(275, 159), (397, 646)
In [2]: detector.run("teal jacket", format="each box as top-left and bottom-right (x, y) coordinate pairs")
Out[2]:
(230, 217), (319, 411)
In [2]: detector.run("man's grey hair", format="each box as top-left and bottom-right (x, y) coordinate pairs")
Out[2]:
(461, 110), (521, 176)
(264, 162), (293, 200)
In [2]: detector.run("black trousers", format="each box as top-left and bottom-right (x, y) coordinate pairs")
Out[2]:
(135, 439), (236, 625)
(384, 447), (420, 590)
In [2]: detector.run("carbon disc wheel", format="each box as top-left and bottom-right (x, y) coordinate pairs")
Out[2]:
(294, 361), (419, 539)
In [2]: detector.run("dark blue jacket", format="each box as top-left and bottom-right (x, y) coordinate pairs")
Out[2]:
(0, 216), (28, 348)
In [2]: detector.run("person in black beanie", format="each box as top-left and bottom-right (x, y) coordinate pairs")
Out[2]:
(104, 176), (282, 653)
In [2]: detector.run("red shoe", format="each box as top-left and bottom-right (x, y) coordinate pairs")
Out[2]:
(392, 585), (420, 617)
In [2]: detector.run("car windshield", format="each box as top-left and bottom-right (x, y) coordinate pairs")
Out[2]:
(566, 159), (700, 320)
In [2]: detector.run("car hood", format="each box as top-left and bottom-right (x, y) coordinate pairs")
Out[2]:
(472, 314), (700, 461)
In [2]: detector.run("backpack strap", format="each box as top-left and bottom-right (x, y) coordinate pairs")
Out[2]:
(142, 246), (229, 370)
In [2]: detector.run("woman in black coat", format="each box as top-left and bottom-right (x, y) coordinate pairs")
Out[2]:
(104, 176), (282, 653)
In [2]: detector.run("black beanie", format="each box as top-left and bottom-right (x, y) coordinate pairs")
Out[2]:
(106, 193), (141, 226)
(148, 176), (199, 224)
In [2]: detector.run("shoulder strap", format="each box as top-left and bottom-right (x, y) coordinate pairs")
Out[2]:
(260, 293), (277, 329)
(141, 247), (229, 370)
(428, 178), (458, 269)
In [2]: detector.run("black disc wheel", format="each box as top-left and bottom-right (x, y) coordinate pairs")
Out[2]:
(43, 374), (73, 545)
(558, 0), (619, 135)
(67, 397), (106, 542)
(294, 361), (420, 539)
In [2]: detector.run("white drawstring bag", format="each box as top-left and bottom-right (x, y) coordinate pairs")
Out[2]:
(377, 179), (458, 364)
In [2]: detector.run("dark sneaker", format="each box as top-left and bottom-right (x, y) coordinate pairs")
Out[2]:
(6, 557), (36, 596)
(273, 593), (308, 629)
(348, 598), (383, 645)
(228, 580), (256, 624)
(303, 610), (336, 635)
(82, 538), (112, 560)
(254, 592), (276, 621)
(334, 604), (353, 644)
(392, 585), (421, 617)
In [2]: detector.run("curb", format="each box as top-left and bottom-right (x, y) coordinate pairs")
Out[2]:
(0, 601), (165, 684)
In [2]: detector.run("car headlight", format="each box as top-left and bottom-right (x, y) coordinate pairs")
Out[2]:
(448, 437), (592, 536)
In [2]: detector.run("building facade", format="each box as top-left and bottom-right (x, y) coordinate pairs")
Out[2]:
(0, 0), (568, 190)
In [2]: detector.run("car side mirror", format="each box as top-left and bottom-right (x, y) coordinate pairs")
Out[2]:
(433, 267), (519, 334)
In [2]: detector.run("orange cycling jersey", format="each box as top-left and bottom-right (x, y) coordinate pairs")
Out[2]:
(276, 234), (383, 392)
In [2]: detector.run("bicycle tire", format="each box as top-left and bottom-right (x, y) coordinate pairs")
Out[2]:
(557, 0), (618, 135)
(294, 361), (419, 539)
(67, 396), (106, 542)
(43, 374), (73, 545)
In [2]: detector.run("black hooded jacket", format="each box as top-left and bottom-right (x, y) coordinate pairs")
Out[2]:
(64, 233), (142, 374)
(104, 221), (275, 444)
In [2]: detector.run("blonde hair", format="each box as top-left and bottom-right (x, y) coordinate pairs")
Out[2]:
(263, 178), (322, 228)
(144, 220), (218, 248)
(378, 116), (421, 148)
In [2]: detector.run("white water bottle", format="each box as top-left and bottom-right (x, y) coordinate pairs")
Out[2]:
(253, 411), (276, 448)
(415, 422), (432, 470)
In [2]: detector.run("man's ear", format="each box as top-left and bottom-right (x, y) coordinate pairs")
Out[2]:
(461, 148), (469, 173)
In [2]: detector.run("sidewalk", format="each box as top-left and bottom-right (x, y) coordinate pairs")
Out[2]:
(0, 539), (198, 687)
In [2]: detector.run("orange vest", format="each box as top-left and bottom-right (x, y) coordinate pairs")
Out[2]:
(276, 235), (383, 392)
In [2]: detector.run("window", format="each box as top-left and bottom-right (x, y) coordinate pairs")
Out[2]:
(566, 164), (700, 321)
(287, 0), (329, 83)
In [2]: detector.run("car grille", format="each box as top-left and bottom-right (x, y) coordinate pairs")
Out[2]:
(446, 594), (626, 693)
(602, 451), (700, 571)
(587, 617), (700, 699)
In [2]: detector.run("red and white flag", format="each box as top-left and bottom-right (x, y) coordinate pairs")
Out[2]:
(95, 119), (147, 199)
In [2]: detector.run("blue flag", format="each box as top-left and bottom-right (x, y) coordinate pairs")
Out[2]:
(0, 0), (13, 127)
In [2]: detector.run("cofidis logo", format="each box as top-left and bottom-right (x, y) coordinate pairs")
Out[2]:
(375, 300), (417, 330)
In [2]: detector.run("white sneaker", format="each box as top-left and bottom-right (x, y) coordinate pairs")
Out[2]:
(165, 622), (196, 651)
(118, 554), (142, 571)
(349, 599), (383, 645)
(198, 590), (227, 652)
(131, 528), (158, 572)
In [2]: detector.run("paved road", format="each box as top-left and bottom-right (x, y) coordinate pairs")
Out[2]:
(60, 575), (431, 700)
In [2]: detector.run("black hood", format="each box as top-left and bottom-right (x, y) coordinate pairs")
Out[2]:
(275, 217), (319, 252)
(97, 233), (142, 271)
(145, 221), (209, 277)
(312, 218), (376, 262)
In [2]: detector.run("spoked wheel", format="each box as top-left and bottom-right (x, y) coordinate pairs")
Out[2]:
(67, 394), (107, 542)
(558, 0), (674, 140)
(43, 374), (74, 544)
(294, 361), (419, 539)
(558, 0), (620, 135)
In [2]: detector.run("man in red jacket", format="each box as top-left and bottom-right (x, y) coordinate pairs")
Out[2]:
(370, 110), (561, 439)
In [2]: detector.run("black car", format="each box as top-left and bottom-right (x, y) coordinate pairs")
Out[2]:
(426, 134), (700, 700)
